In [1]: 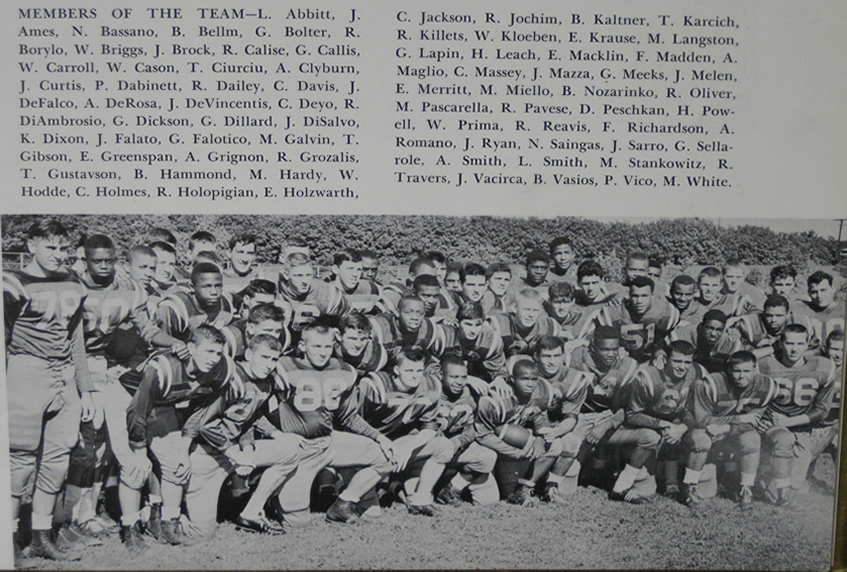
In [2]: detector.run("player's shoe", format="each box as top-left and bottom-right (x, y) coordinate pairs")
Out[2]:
(120, 522), (150, 556)
(78, 515), (119, 537)
(325, 498), (360, 524)
(234, 513), (286, 535)
(506, 485), (536, 506)
(56, 522), (102, 549)
(435, 485), (463, 507)
(609, 488), (654, 505)
(159, 518), (190, 545)
(680, 483), (704, 506)
(407, 503), (437, 517)
(737, 485), (754, 510)
(29, 529), (81, 561)
(542, 484), (564, 504)
(774, 488), (807, 512)
(13, 531), (38, 569)
(662, 483), (680, 498)
(145, 503), (163, 541)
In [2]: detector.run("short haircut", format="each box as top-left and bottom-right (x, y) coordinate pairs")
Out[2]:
(763, 294), (790, 313)
(648, 256), (663, 269)
(577, 259), (604, 281)
(248, 333), (282, 354)
(301, 321), (334, 339)
(28, 219), (68, 240)
(628, 276), (655, 292)
(191, 324), (226, 346)
(339, 311), (373, 334)
(807, 270), (833, 289)
(238, 279), (277, 300)
(526, 249), (550, 267)
(722, 258), (744, 272)
(825, 329), (844, 348)
(626, 251), (649, 264)
(193, 251), (222, 266)
(127, 244), (157, 263)
(360, 249), (378, 261)
(726, 350), (757, 369)
(770, 265), (797, 283)
(698, 266), (722, 281)
(149, 240), (176, 257)
(486, 262), (512, 279)
(285, 252), (311, 270)
(143, 227), (177, 246)
(333, 248), (361, 266)
(511, 357), (538, 378)
(667, 340), (695, 356)
(593, 325), (620, 344)
(191, 261), (222, 284)
(228, 233), (256, 251)
(457, 301), (484, 321)
(413, 274), (440, 291)
(446, 261), (463, 275)
(548, 237), (572, 253)
(440, 354), (467, 371)
(515, 288), (543, 304)
(549, 281), (576, 301)
(247, 303), (285, 325)
(460, 262), (487, 283)
(408, 256), (435, 277)
(398, 296), (425, 312)
(671, 274), (696, 290)
(189, 231), (216, 250)
(702, 309), (728, 325)
(783, 323), (809, 339)
(83, 234), (115, 252)
(535, 335), (564, 354)
(425, 251), (447, 265)
(395, 346), (426, 366)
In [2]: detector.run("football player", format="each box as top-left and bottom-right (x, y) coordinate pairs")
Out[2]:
(380, 256), (436, 315)
(722, 259), (766, 310)
(668, 275), (700, 329)
(157, 262), (235, 341)
(187, 231), (217, 262)
(508, 250), (552, 303)
(360, 249), (380, 284)
(444, 261), (463, 293)
(452, 262), (488, 306)
(575, 260), (620, 308)
(222, 234), (260, 297)
(622, 252), (650, 287)
(334, 311), (388, 375)
(330, 249), (382, 315)
(412, 274), (455, 320)
(222, 303), (289, 360)
(794, 271), (844, 349)
(487, 289), (562, 358)
(369, 296), (439, 363)
(482, 262), (512, 314)
(768, 265), (802, 303)
(670, 309), (740, 373)
(149, 241), (180, 296)
(544, 281), (589, 341)
(548, 237), (578, 283)
(731, 295), (811, 359)
(276, 252), (348, 333)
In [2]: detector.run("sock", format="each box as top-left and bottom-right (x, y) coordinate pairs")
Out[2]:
(148, 495), (162, 506)
(161, 506), (180, 521)
(517, 478), (535, 488)
(683, 468), (701, 485)
(774, 477), (791, 490)
(31, 513), (53, 531)
(740, 472), (756, 487)
(121, 511), (141, 527)
(547, 473), (564, 486)
(450, 473), (470, 491)
(613, 464), (640, 493)
(338, 491), (360, 503)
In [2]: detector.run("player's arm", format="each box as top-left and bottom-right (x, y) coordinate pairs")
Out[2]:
(3, 281), (25, 351)
(474, 397), (527, 459)
(481, 333), (509, 384)
(450, 423), (477, 453)
(129, 297), (185, 353)
(156, 298), (184, 339)
(550, 379), (588, 438)
(126, 366), (163, 451)
(623, 374), (665, 429)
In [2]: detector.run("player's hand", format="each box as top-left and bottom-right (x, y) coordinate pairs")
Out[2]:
(170, 340), (190, 360)
(756, 414), (774, 432)
(536, 427), (557, 444)
(490, 377), (511, 400)
(229, 447), (256, 476)
(706, 424), (731, 439)
(126, 450), (152, 489)
(441, 315), (458, 328)
(523, 436), (546, 460)
(377, 435), (395, 464)
(106, 365), (129, 385)
(651, 352), (667, 370)
(664, 423), (688, 444)
(586, 420), (612, 445)
(770, 412), (790, 427)
(174, 449), (191, 481)
(80, 391), (96, 423)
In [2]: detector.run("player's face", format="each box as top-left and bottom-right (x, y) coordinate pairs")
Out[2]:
(193, 272), (223, 306)
(579, 274), (603, 301)
(648, 266), (662, 282)
(415, 285), (441, 315)
(459, 318), (484, 341)
(488, 271), (511, 296)
(727, 361), (755, 389)
(399, 300), (426, 331)
(592, 338), (620, 368)
(629, 285), (653, 314)
(825, 339), (844, 366)
(512, 368), (538, 397)
(153, 249), (176, 283)
(432, 261), (447, 285)
(552, 245), (574, 270)
(526, 261), (549, 287)
(771, 277), (795, 297)
(229, 242), (256, 275)
(190, 340), (224, 373)
(666, 351), (694, 380)
(340, 327), (369, 357)
(763, 305), (788, 333)
(86, 247), (116, 282)
(300, 330), (335, 368)
(248, 319), (284, 340)
(670, 283), (696, 311)
(808, 280), (834, 309)
(444, 271), (461, 292)
(442, 363), (468, 395)
(625, 259), (649, 282)
(361, 257), (379, 282)
(335, 260), (362, 290)
(190, 240), (215, 259)
(515, 297), (543, 328)
(246, 344), (281, 378)
(781, 331), (809, 363)
(549, 296), (574, 319)
(699, 319), (725, 347)
(28, 234), (70, 274)
(537, 347), (564, 377)
(698, 276), (721, 302)
(462, 275), (487, 303)
(395, 358), (425, 390)
(287, 263), (315, 295)
(723, 267), (744, 293)
(128, 254), (157, 287)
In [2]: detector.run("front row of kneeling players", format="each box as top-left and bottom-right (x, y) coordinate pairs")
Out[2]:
(112, 316), (840, 553)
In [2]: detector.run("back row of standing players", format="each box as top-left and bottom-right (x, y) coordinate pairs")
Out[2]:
(4, 220), (844, 561)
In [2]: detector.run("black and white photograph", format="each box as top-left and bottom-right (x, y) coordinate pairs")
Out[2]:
(1, 213), (843, 570)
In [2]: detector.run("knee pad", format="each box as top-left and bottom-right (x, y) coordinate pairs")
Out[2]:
(766, 427), (795, 458)
(737, 430), (761, 455)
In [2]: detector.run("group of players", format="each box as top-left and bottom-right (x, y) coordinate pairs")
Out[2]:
(4, 218), (844, 563)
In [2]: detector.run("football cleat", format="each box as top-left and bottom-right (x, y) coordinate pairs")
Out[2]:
(774, 487), (793, 507)
(146, 503), (163, 541)
(159, 518), (188, 545)
(29, 529), (81, 561)
(680, 483), (704, 507)
(13, 530), (37, 569)
(542, 484), (564, 504)
(326, 498), (360, 524)
(738, 485), (754, 510)
(407, 503), (437, 517)
(435, 485), (463, 507)
(120, 522), (150, 556)
(234, 514), (286, 535)
(663, 483), (680, 498)
(609, 488), (654, 505)
(506, 485), (535, 506)
(56, 522), (102, 549)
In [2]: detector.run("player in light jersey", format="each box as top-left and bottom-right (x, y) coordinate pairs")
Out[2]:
(276, 252), (348, 333)
(670, 309), (741, 373)
(731, 295), (812, 360)
(329, 249), (383, 315)
(685, 350), (778, 508)
(794, 270), (845, 350)
(758, 324), (838, 506)
(267, 322), (392, 526)
(333, 311), (388, 376)
(721, 260), (766, 310)
(575, 259), (621, 309)
(369, 296), (439, 363)
(354, 347), (454, 516)
(5, 219), (95, 562)
(157, 262), (235, 341)
(487, 289), (562, 358)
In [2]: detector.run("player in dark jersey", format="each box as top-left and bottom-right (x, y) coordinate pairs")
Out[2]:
(412, 274), (455, 321)
(360, 249), (380, 284)
(267, 322), (392, 526)
(328, 249), (383, 315)
(488, 289), (562, 359)
(334, 311), (388, 376)
(668, 275), (700, 329)
(481, 262), (512, 315)
(276, 252), (348, 333)
(731, 295), (812, 360)
(370, 296), (439, 363)
(758, 324), (838, 506)
(670, 309), (741, 373)
(380, 256), (436, 316)
(548, 237), (578, 283)
(222, 303), (290, 360)
(157, 262), (235, 341)
(685, 351), (778, 508)
(5, 219), (94, 562)
(354, 347), (454, 516)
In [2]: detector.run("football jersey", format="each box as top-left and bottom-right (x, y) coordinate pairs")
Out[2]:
(334, 278), (383, 315)
(333, 340), (388, 377)
(157, 290), (235, 341)
(4, 268), (87, 361)
(669, 324), (740, 373)
(436, 376), (489, 440)
(487, 311), (562, 358)
(546, 367), (590, 420)
(269, 356), (359, 439)
(820, 359), (841, 427)
(593, 297), (680, 363)
(474, 378), (557, 437)
(222, 267), (265, 298)
(568, 346), (640, 414)
(543, 304), (590, 341)
(369, 312), (439, 362)
(793, 300), (845, 349)
(759, 354), (837, 423)
(731, 311), (813, 351)
(378, 280), (414, 315)
(355, 370), (442, 439)
(575, 283), (623, 308)
(481, 290), (508, 315)
(220, 318), (292, 360)
(276, 279), (349, 332)
(690, 371), (778, 427)
(626, 363), (707, 427)
(430, 322), (508, 382)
